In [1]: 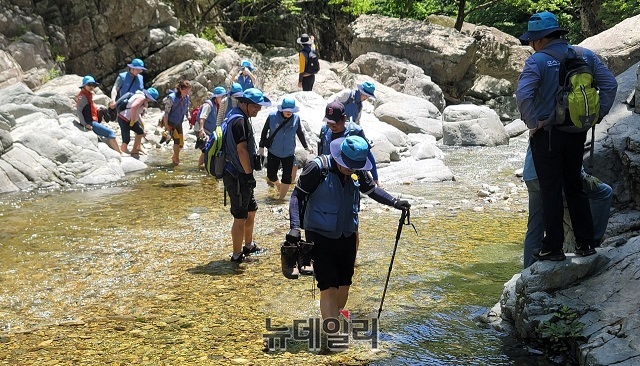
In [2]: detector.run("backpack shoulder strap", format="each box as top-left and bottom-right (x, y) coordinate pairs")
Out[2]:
(538, 48), (565, 61)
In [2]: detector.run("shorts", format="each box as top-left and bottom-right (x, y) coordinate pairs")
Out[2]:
(223, 172), (258, 219)
(266, 153), (295, 184)
(305, 231), (357, 291)
(168, 122), (184, 147)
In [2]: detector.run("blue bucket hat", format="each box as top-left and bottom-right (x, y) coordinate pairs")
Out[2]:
(277, 97), (299, 113)
(127, 58), (147, 70)
(212, 86), (227, 98)
(240, 60), (255, 71)
(357, 81), (376, 99)
(229, 82), (244, 97)
(143, 87), (159, 102)
(330, 136), (372, 171)
(519, 11), (568, 45)
(80, 75), (99, 88)
(238, 88), (271, 107)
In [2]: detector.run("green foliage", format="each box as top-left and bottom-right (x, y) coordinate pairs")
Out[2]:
(329, 0), (375, 15)
(536, 306), (585, 353)
(281, 0), (302, 14)
(55, 55), (65, 63)
(600, 0), (640, 28)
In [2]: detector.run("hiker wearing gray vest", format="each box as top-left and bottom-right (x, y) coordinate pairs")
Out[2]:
(515, 11), (617, 262)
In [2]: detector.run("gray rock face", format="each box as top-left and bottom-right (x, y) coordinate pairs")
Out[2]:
(349, 14), (476, 99)
(348, 52), (446, 111)
(498, 238), (640, 365)
(580, 14), (640, 76)
(0, 80), (147, 193)
(374, 93), (442, 138)
(442, 104), (509, 146)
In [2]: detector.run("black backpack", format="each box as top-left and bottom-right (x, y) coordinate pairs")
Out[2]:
(115, 92), (134, 112)
(303, 49), (320, 74)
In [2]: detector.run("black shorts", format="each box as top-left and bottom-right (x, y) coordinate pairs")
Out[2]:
(223, 172), (258, 219)
(305, 231), (357, 291)
(168, 122), (184, 147)
(266, 153), (295, 184)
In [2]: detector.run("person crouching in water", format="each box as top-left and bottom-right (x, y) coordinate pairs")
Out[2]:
(76, 76), (125, 156)
(258, 97), (313, 200)
(287, 136), (410, 339)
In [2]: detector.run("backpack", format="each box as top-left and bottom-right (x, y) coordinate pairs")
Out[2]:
(189, 106), (201, 128)
(115, 92), (134, 112)
(299, 155), (330, 228)
(203, 113), (242, 179)
(303, 49), (320, 74)
(541, 46), (600, 133)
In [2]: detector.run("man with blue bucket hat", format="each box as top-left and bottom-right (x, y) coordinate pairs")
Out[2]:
(258, 97), (313, 201)
(286, 135), (410, 332)
(222, 88), (272, 263)
(107, 58), (147, 122)
(515, 11), (617, 262)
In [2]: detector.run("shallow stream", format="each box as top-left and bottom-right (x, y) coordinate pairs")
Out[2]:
(0, 134), (553, 365)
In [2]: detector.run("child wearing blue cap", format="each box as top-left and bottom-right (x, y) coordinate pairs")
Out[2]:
(233, 60), (257, 90)
(196, 86), (227, 167)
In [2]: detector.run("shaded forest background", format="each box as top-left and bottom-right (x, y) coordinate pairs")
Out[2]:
(166, 0), (639, 61)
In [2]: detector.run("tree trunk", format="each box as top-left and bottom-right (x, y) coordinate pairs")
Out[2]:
(580, 0), (606, 37)
(454, 0), (466, 32)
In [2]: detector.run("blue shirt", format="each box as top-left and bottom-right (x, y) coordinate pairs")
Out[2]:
(515, 39), (617, 130)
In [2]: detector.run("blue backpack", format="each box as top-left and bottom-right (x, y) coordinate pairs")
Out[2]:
(203, 113), (242, 179)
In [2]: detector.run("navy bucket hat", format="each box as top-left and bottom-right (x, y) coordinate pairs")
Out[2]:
(330, 136), (372, 171)
(519, 11), (568, 45)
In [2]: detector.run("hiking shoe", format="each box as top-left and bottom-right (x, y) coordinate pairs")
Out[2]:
(243, 242), (266, 256)
(298, 241), (314, 275)
(280, 241), (299, 279)
(533, 248), (566, 261)
(575, 246), (597, 257)
(230, 253), (246, 263)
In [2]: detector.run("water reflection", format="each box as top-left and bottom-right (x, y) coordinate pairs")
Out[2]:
(0, 137), (553, 364)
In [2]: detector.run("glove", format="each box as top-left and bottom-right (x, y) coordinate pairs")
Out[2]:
(239, 173), (256, 188)
(393, 198), (411, 211)
(286, 228), (301, 245)
(258, 147), (265, 156)
(582, 174), (603, 191)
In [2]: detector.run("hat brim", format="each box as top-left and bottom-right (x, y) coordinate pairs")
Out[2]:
(519, 27), (568, 45)
(80, 82), (99, 88)
(127, 63), (147, 70)
(296, 38), (313, 45)
(357, 84), (376, 99)
(329, 137), (373, 171)
(143, 90), (157, 102)
(238, 96), (272, 107)
(323, 116), (342, 124)
(277, 105), (300, 113)
(213, 92), (227, 98)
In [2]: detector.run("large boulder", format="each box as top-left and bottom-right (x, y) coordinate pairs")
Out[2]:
(442, 104), (509, 146)
(0, 50), (23, 89)
(348, 52), (446, 111)
(349, 14), (476, 100)
(373, 92), (442, 139)
(580, 14), (640, 76)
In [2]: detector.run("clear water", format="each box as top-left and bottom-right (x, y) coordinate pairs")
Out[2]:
(0, 136), (552, 364)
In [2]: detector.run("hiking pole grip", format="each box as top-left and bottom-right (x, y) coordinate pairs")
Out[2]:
(378, 208), (409, 320)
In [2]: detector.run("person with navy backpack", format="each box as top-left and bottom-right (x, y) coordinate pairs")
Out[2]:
(161, 80), (192, 165)
(297, 34), (319, 91)
(196, 86), (227, 167)
(233, 60), (257, 90)
(108, 58), (146, 123)
(515, 11), (617, 262)
(222, 88), (272, 263)
(258, 97), (313, 200)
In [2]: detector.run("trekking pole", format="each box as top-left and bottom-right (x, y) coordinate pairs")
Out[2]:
(378, 208), (417, 320)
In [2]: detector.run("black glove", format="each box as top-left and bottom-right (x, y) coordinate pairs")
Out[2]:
(286, 228), (301, 244)
(239, 173), (256, 188)
(393, 198), (411, 211)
